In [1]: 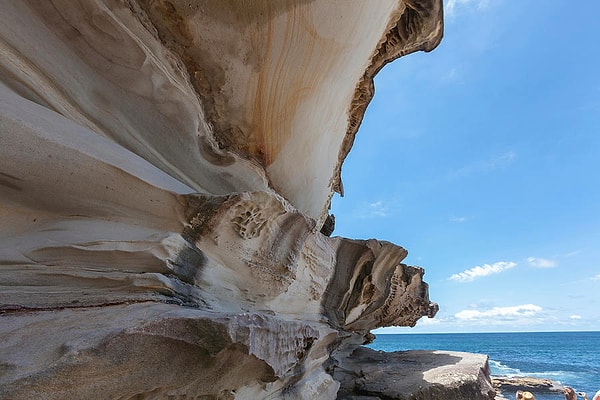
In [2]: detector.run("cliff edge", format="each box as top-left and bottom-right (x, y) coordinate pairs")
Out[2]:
(0, 1), (492, 399)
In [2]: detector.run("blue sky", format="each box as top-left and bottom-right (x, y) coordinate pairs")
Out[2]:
(331, 0), (600, 333)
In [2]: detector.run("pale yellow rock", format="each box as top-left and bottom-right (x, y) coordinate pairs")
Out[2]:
(0, 1), (448, 399)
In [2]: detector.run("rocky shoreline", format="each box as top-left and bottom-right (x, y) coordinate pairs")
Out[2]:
(493, 376), (565, 399)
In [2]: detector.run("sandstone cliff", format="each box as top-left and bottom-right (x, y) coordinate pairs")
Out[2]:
(0, 1), (492, 399)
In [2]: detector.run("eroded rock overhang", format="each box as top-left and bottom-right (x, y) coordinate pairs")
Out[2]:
(0, 1), (446, 399)
(134, 0), (444, 224)
(0, 0), (443, 224)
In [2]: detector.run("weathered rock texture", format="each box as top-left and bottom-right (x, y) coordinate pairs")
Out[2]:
(493, 376), (565, 400)
(335, 348), (496, 399)
(0, 1), (491, 399)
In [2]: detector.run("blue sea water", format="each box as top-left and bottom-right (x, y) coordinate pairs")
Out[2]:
(368, 331), (600, 400)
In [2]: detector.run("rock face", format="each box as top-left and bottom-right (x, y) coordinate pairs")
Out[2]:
(0, 1), (462, 399)
(335, 348), (497, 399)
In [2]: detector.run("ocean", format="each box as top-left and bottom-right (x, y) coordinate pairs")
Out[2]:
(368, 331), (600, 400)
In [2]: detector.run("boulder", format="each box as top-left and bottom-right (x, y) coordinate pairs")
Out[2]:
(334, 347), (497, 400)
(492, 376), (565, 399)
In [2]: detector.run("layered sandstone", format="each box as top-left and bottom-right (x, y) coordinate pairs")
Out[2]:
(0, 1), (489, 399)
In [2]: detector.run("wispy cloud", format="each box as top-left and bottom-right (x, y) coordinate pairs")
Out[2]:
(527, 257), (557, 268)
(564, 250), (582, 257)
(448, 150), (517, 180)
(449, 261), (517, 282)
(569, 314), (582, 320)
(441, 67), (465, 85)
(490, 150), (517, 166)
(445, 0), (491, 17)
(449, 215), (467, 223)
(352, 199), (398, 219)
(455, 304), (542, 321)
(368, 201), (388, 217)
(592, 274), (600, 281)
(418, 317), (442, 326)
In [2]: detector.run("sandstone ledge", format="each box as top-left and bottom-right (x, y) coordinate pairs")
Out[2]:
(333, 347), (496, 399)
(493, 376), (565, 399)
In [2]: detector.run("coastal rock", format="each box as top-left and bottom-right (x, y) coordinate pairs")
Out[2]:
(0, 0), (449, 399)
(493, 376), (565, 399)
(334, 347), (497, 399)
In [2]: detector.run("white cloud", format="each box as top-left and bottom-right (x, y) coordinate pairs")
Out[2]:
(564, 250), (582, 257)
(441, 67), (465, 85)
(455, 304), (542, 321)
(492, 150), (517, 166)
(449, 150), (517, 179)
(368, 201), (388, 217)
(569, 315), (582, 320)
(445, 0), (490, 17)
(591, 274), (600, 281)
(355, 200), (399, 219)
(449, 261), (517, 282)
(418, 317), (442, 325)
(449, 215), (467, 223)
(527, 257), (557, 268)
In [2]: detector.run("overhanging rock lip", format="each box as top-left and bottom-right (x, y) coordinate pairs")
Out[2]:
(332, 0), (444, 199)
(133, 1), (444, 224)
